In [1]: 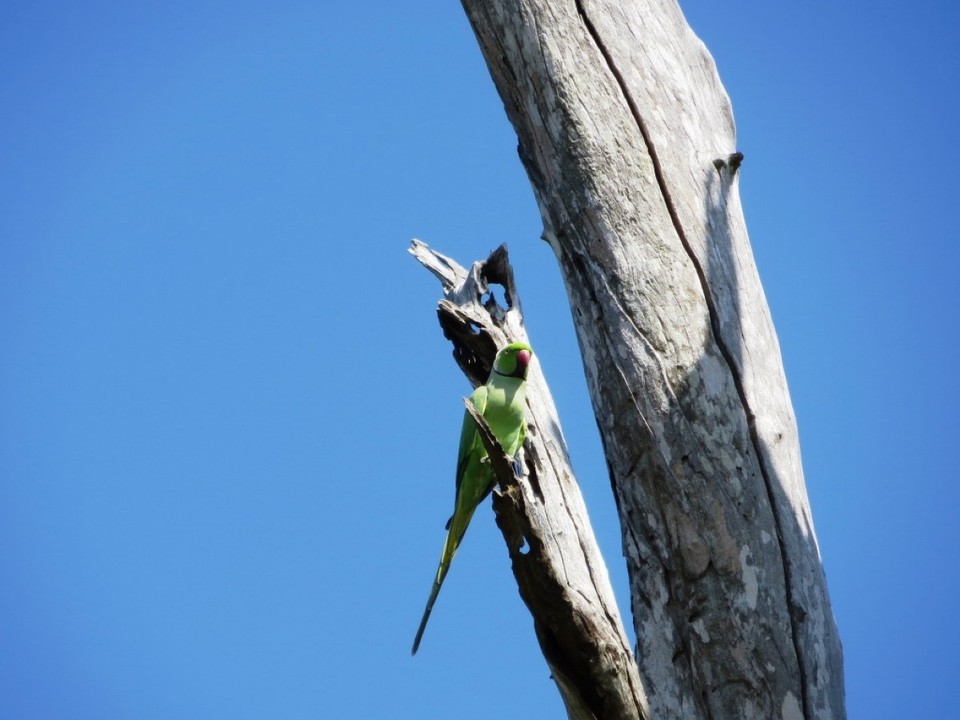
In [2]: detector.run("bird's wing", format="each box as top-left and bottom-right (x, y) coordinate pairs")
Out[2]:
(453, 384), (487, 503)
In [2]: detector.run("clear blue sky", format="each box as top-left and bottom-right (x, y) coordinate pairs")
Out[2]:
(2, 2), (957, 718)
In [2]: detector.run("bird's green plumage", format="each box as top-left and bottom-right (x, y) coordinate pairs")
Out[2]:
(412, 342), (533, 655)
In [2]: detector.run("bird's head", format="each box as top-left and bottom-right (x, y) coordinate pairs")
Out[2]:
(492, 342), (533, 380)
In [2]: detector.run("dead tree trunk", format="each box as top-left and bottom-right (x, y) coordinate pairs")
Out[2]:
(449, 1), (846, 719)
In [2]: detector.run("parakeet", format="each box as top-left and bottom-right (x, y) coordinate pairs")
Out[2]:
(412, 342), (534, 655)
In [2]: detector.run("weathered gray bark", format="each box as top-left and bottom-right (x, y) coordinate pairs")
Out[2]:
(411, 241), (649, 719)
(452, 1), (846, 719)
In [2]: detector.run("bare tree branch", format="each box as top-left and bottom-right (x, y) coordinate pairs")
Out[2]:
(412, 240), (649, 720)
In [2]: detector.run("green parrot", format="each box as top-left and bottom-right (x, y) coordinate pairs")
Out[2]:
(412, 341), (534, 655)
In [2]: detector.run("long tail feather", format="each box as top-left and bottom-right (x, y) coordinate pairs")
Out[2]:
(411, 578), (442, 655)
(413, 497), (485, 654)
(411, 533), (459, 655)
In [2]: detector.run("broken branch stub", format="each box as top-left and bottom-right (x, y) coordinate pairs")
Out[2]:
(411, 239), (649, 720)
